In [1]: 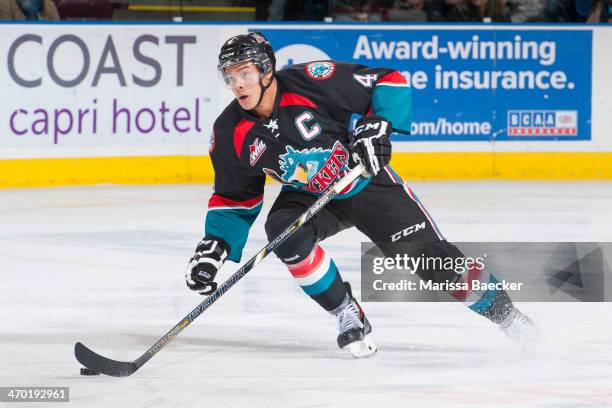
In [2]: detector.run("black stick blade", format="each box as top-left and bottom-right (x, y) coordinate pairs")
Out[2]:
(74, 342), (139, 377)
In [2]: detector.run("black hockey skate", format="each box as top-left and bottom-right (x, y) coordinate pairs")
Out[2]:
(335, 282), (377, 358)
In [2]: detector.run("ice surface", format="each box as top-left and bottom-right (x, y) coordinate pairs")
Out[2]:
(1, 182), (611, 408)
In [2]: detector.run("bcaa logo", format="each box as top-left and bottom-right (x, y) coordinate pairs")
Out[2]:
(274, 44), (331, 69)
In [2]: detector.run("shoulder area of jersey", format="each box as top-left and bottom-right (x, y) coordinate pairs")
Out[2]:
(212, 101), (244, 136)
(279, 60), (343, 81)
(215, 98), (243, 123)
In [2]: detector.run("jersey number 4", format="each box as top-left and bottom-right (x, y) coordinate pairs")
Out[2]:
(295, 110), (321, 141)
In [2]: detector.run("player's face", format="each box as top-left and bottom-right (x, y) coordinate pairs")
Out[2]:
(224, 62), (266, 110)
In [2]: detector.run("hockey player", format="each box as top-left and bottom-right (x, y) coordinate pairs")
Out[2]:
(185, 32), (538, 357)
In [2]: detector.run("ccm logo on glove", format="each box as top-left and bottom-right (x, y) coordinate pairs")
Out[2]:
(354, 121), (382, 136)
(350, 115), (393, 178)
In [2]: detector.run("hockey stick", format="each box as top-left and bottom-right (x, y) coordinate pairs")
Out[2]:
(74, 164), (365, 377)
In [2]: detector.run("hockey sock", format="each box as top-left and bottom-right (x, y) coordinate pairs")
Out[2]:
(449, 264), (514, 324)
(286, 245), (347, 311)
(470, 283), (514, 324)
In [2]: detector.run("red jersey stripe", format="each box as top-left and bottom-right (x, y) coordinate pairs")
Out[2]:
(234, 119), (255, 159)
(208, 194), (263, 209)
(377, 71), (408, 85)
(279, 93), (317, 109)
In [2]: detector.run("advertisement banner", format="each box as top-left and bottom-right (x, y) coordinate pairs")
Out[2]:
(0, 26), (236, 158)
(0, 24), (606, 186)
(258, 28), (592, 142)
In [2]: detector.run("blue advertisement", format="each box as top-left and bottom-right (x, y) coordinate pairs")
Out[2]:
(255, 28), (592, 142)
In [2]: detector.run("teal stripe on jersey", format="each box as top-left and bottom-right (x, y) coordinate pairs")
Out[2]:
(372, 84), (412, 132)
(338, 177), (370, 199)
(205, 203), (263, 262)
(301, 260), (339, 296)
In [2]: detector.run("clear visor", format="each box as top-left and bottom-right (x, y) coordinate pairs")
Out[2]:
(218, 51), (271, 89)
(219, 63), (264, 89)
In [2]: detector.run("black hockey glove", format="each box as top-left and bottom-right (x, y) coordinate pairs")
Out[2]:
(185, 237), (229, 295)
(349, 115), (393, 178)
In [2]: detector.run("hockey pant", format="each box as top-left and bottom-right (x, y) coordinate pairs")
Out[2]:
(264, 166), (513, 323)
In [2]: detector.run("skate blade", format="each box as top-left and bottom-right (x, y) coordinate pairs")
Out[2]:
(343, 335), (377, 358)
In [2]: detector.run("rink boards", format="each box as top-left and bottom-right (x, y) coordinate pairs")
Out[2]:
(0, 23), (611, 187)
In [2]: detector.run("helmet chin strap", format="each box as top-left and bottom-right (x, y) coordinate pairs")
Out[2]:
(251, 73), (274, 115)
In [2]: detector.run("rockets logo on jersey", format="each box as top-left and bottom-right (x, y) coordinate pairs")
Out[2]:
(249, 138), (267, 166)
(263, 141), (349, 193)
(305, 62), (336, 80)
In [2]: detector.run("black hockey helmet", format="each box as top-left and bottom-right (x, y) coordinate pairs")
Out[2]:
(217, 32), (276, 85)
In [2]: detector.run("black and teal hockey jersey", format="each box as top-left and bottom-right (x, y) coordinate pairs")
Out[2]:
(206, 61), (412, 262)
